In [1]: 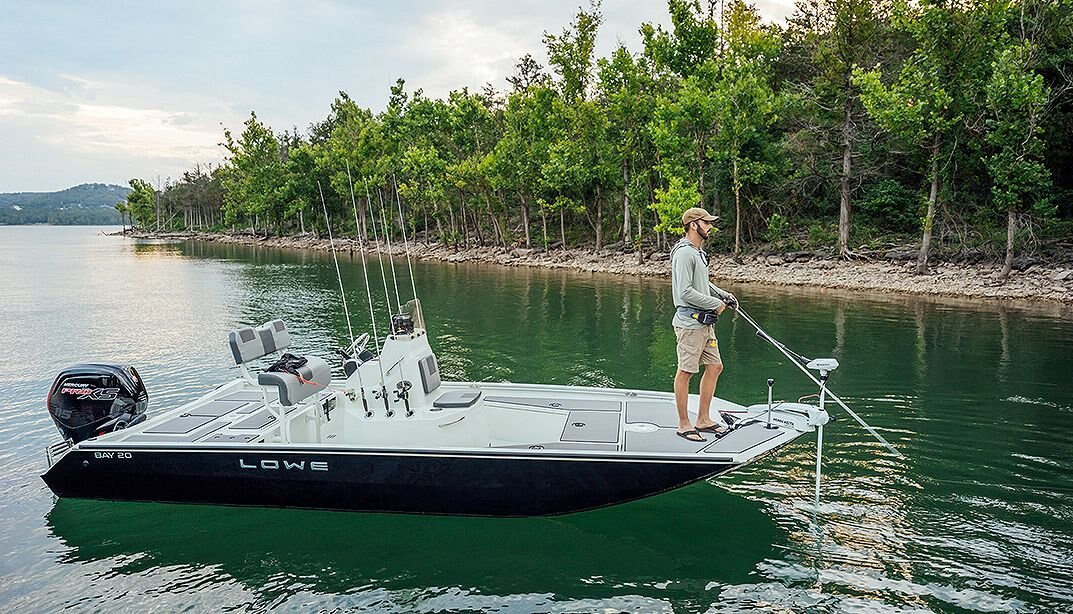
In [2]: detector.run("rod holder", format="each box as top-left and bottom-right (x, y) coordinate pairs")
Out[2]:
(765, 378), (775, 429)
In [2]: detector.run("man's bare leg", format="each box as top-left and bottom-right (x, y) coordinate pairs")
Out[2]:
(674, 369), (696, 433)
(695, 362), (724, 430)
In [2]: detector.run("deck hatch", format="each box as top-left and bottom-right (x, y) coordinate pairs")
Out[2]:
(185, 400), (248, 417)
(231, 410), (277, 430)
(561, 411), (620, 444)
(144, 415), (217, 435)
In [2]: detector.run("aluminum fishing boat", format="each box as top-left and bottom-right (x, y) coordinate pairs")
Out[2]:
(40, 299), (834, 516)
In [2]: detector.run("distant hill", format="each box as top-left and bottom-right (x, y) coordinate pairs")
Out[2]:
(0, 183), (131, 225)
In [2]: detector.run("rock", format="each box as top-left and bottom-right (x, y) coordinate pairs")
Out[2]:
(1013, 256), (1040, 271)
(766, 256), (784, 265)
(884, 249), (917, 261)
(1051, 269), (1071, 281)
(511, 248), (534, 257)
(649, 252), (668, 261)
(1051, 286), (1069, 293)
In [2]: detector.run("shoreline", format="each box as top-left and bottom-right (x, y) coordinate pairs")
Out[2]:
(123, 230), (1073, 305)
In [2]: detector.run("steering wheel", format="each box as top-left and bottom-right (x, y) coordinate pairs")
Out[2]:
(346, 333), (370, 357)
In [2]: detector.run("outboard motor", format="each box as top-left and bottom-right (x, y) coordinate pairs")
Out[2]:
(47, 363), (148, 444)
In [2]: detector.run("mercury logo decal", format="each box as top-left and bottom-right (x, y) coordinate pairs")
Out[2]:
(239, 459), (328, 471)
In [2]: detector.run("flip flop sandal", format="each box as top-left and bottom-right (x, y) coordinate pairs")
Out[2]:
(676, 429), (707, 442)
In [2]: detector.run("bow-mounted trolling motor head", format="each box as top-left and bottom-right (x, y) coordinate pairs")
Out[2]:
(806, 358), (839, 379)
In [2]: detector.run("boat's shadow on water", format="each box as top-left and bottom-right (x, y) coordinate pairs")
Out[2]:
(46, 481), (780, 602)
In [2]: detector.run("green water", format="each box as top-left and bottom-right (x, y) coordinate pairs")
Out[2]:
(2, 226), (1072, 612)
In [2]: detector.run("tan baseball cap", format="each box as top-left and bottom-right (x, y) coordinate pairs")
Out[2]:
(682, 207), (717, 225)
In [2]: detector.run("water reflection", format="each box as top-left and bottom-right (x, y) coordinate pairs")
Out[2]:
(46, 491), (778, 611)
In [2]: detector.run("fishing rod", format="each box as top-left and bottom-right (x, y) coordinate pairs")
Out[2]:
(345, 163), (381, 353)
(363, 178), (394, 417)
(718, 284), (904, 460)
(363, 179), (395, 335)
(392, 173), (419, 303)
(345, 162), (382, 418)
(376, 187), (403, 313)
(318, 181), (355, 345)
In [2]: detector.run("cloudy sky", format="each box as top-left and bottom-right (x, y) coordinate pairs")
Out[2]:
(0, 0), (796, 193)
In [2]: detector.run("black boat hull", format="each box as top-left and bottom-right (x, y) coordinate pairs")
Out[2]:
(42, 446), (734, 516)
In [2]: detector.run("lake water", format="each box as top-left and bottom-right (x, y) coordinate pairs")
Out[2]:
(2, 225), (1072, 612)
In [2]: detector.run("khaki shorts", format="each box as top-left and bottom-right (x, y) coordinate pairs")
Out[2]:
(675, 326), (722, 373)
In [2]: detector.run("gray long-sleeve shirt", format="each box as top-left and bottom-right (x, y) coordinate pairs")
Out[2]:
(670, 237), (729, 329)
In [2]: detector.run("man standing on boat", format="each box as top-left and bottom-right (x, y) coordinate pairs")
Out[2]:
(671, 207), (737, 442)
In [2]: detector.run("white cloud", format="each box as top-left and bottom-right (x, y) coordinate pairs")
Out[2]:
(399, 9), (534, 97)
(0, 75), (232, 188)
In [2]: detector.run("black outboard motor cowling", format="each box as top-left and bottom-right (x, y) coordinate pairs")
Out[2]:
(47, 363), (148, 444)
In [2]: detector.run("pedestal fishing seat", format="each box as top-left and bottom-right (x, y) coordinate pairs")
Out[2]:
(227, 319), (332, 441)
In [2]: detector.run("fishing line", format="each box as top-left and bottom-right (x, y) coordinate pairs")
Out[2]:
(392, 173), (419, 303)
(363, 179), (395, 332)
(723, 292), (904, 459)
(318, 181), (354, 345)
(377, 187), (403, 312)
(345, 163), (381, 353)
(363, 178), (395, 417)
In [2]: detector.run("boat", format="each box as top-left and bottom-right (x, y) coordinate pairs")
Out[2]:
(40, 298), (836, 517)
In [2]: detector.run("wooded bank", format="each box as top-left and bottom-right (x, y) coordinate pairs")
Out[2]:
(117, 0), (1073, 285)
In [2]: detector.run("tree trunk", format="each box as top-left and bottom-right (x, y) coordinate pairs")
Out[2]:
(560, 208), (567, 250)
(541, 208), (549, 248)
(696, 136), (707, 210)
(448, 201), (457, 249)
(838, 92), (853, 258)
(471, 206), (484, 246)
(999, 209), (1015, 283)
(299, 209), (305, 234)
(595, 185), (603, 250)
(458, 190), (468, 248)
(622, 163), (631, 242)
(483, 189), (503, 247)
(733, 155), (742, 262)
(916, 135), (940, 275)
(521, 195), (531, 247)
(637, 209), (644, 264)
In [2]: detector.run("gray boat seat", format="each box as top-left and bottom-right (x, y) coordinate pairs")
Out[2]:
(228, 319), (290, 365)
(433, 390), (482, 409)
(257, 355), (332, 406)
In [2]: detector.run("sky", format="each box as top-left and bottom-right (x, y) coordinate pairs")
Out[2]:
(0, 0), (796, 193)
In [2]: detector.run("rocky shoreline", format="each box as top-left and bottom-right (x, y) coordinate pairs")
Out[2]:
(125, 230), (1073, 306)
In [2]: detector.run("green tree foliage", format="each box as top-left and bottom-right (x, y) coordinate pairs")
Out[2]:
(710, 0), (782, 259)
(221, 112), (286, 232)
(125, 178), (156, 228)
(855, 0), (1004, 273)
(140, 0), (1073, 271)
(986, 40), (1052, 281)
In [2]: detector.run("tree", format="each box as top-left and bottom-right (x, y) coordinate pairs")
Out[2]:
(788, 0), (889, 257)
(220, 111), (286, 233)
(598, 45), (658, 249)
(710, 0), (781, 260)
(855, 0), (1002, 274)
(543, 1), (603, 102)
(986, 40), (1052, 282)
(124, 178), (156, 228)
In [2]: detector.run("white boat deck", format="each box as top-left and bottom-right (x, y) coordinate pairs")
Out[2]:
(96, 377), (809, 462)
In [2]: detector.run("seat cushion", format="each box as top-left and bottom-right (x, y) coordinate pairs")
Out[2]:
(257, 355), (331, 406)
